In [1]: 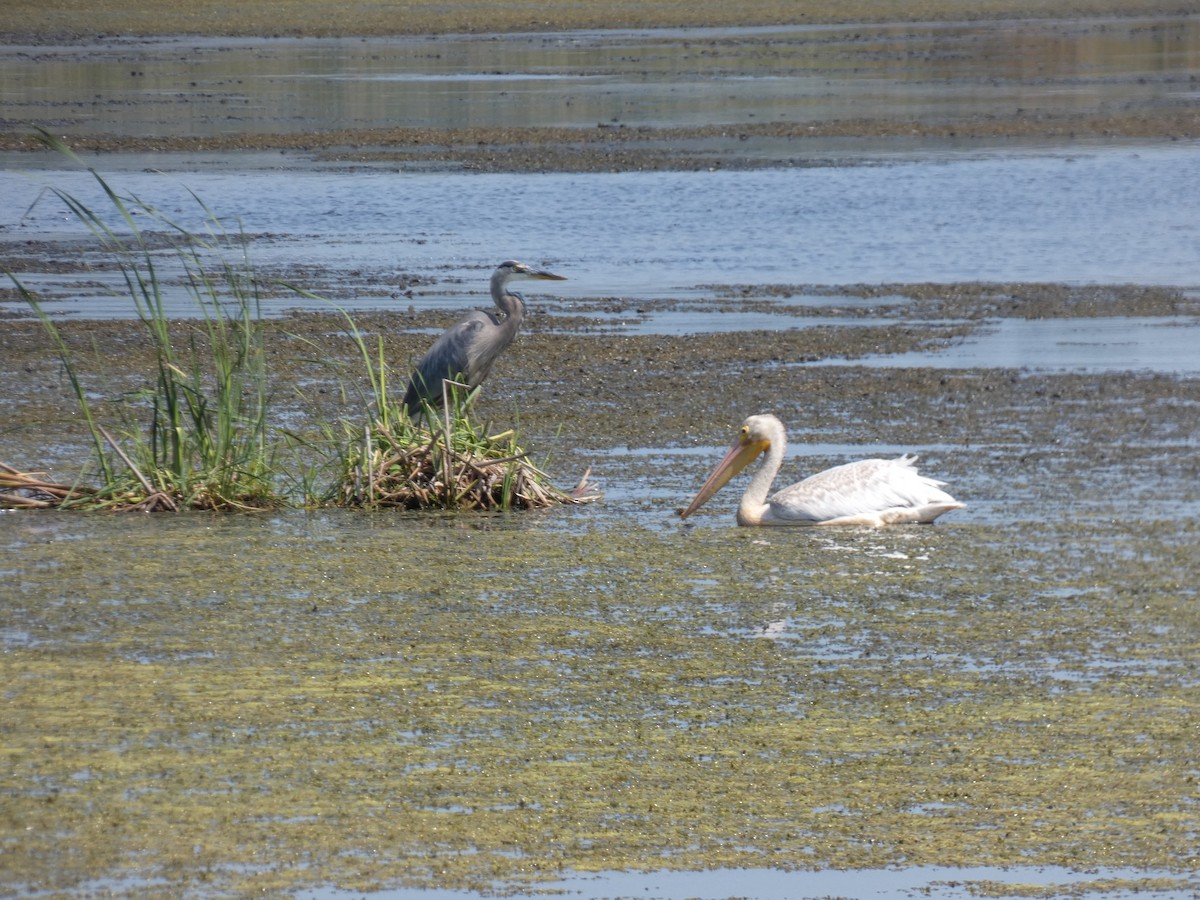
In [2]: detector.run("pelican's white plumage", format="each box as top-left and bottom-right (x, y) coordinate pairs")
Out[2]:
(680, 414), (964, 527)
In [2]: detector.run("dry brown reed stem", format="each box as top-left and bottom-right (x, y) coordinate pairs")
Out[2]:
(0, 462), (97, 509)
(97, 424), (179, 512)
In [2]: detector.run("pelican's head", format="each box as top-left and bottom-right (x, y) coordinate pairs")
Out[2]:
(679, 415), (775, 519)
(495, 260), (568, 284)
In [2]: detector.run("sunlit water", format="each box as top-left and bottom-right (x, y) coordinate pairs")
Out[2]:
(3, 144), (1199, 317)
(310, 865), (1200, 899)
(821, 315), (1200, 374)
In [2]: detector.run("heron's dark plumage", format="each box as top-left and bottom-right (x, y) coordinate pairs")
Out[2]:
(402, 261), (564, 416)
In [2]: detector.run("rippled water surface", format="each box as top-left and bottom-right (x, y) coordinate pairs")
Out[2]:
(4, 144), (1200, 322)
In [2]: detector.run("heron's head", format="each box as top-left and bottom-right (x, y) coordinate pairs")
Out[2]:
(495, 260), (567, 283)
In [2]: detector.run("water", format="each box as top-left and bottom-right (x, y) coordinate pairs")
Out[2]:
(3, 145), (1200, 322)
(4, 19), (1199, 136)
(823, 315), (1200, 373)
(311, 864), (1200, 899)
(4, 504), (1199, 897)
(4, 17), (1199, 321)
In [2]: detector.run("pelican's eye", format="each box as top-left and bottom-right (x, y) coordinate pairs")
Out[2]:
(739, 426), (750, 439)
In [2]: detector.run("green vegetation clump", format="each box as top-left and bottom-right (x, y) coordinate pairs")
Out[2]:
(7, 143), (279, 510)
(332, 410), (596, 511)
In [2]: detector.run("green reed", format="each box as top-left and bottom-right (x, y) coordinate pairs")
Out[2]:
(7, 133), (281, 510)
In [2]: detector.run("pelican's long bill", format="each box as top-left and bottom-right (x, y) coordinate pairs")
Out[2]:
(679, 431), (769, 519)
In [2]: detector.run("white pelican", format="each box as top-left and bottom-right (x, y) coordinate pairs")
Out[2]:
(680, 414), (964, 527)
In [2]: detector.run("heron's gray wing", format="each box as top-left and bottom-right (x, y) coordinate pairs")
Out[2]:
(403, 312), (493, 411)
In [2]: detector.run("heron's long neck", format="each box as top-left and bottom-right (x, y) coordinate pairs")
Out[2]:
(738, 438), (785, 526)
(497, 291), (525, 340)
(491, 275), (527, 337)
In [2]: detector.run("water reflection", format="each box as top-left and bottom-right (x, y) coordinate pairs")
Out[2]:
(312, 864), (1200, 899)
(2, 17), (1198, 136)
(820, 316), (1200, 373)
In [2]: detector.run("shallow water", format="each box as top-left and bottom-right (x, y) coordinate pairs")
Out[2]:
(314, 864), (1200, 899)
(4, 504), (1199, 897)
(4, 144), (1200, 324)
(824, 315), (1200, 373)
(4, 18), (1199, 137)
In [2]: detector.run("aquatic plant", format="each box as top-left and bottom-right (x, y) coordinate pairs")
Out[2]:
(5, 133), (282, 510)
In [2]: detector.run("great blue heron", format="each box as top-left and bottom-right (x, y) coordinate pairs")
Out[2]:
(680, 414), (964, 527)
(402, 260), (567, 416)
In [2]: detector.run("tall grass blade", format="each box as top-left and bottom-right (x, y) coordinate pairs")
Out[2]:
(7, 131), (284, 510)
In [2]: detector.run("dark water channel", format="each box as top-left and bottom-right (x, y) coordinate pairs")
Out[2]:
(2, 17), (1200, 900)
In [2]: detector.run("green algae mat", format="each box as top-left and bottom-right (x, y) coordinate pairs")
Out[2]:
(2, 509), (1197, 896)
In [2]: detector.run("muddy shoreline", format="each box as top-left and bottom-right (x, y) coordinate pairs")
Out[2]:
(6, 113), (1200, 171)
(4, 283), (1198, 481)
(4, 11), (1199, 163)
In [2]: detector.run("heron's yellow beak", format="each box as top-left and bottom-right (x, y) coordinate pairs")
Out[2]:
(526, 267), (567, 281)
(679, 435), (769, 519)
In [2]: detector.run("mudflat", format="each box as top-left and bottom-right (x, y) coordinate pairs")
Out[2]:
(3, 3), (1199, 158)
(3, 0), (1194, 40)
